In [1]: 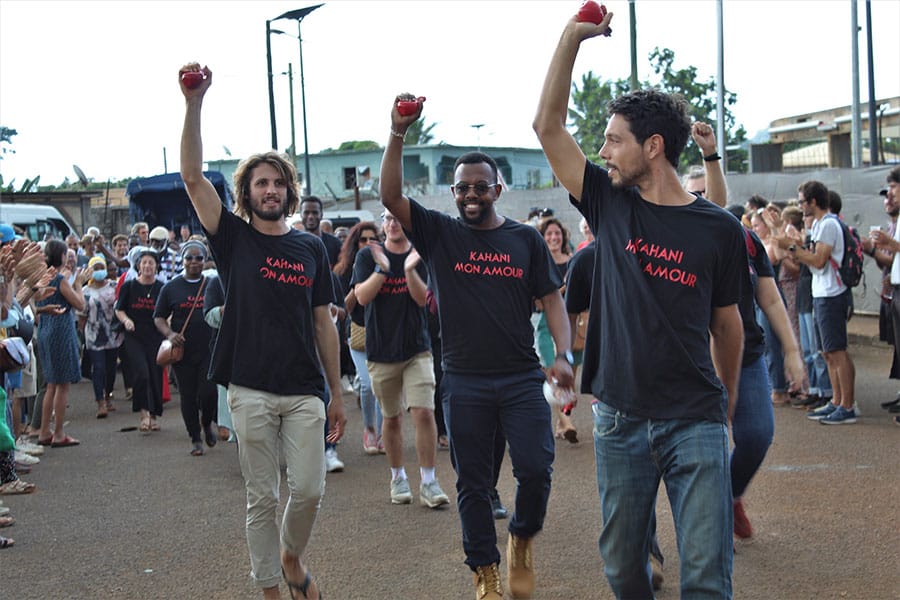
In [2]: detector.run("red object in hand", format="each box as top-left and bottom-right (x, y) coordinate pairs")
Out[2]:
(576, 1), (611, 35)
(396, 96), (426, 116)
(181, 71), (206, 89)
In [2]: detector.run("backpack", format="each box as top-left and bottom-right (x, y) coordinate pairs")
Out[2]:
(825, 215), (864, 289)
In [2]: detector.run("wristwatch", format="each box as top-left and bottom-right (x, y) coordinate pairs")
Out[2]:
(788, 245), (796, 253)
(373, 264), (385, 275)
(556, 350), (575, 366)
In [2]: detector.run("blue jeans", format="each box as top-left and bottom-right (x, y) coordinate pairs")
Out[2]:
(756, 307), (786, 394)
(87, 348), (118, 402)
(798, 311), (832, 396)
(592, 400), (733, 599)
(441, 369), (553, 570)
(731, 356), (774, 499)
(350, 347), (382, 433)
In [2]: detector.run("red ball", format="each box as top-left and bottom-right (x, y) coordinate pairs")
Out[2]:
(181, 71), (205, 89)
(576, 0), (605, 25)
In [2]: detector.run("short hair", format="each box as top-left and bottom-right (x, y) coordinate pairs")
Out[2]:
(300, 196), (324, 211)
(454, 151), (499, 180)
(781, 206), (804, 230)
(827, 190), (842, 215)
(607, 89), (691, 169)
(798, 180), (829, 210)
(682, 165), (706, 188)
(44, 239), (67, 268)
(111, 234), (128, 246)
(232, 152), (300, 221)
(131, 222), (148, 235)
(887, 165), (900, 185)
(537, 217), (572, 256)
(746, 195), (768, 211)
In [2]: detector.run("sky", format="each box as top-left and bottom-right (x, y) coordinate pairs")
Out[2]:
(1, 0), (898, 187)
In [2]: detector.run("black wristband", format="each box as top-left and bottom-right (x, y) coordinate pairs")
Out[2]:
(703, 152), (721, 162)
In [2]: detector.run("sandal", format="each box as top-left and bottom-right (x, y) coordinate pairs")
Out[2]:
(139, 415), (151, 434)
(149, 418), (161, 432)
(190, 442), (205, 456)
(282, 567), (321, 599)
(0, 480), (36, 495)
(96, 402), (108, 419)
(0, 516), (14, 528)
(0, 536), (13, 549)
(50, 435), (80, 448)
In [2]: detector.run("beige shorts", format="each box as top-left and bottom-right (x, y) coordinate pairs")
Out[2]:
(367, 351), (435, 418)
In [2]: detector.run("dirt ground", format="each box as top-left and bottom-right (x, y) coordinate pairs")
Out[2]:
(3, 338), (899, 599)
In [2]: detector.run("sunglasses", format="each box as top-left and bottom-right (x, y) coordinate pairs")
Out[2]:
(359, 236), (378, 242)
(182, 254), (205, 262)
(454, 182), (497, 196)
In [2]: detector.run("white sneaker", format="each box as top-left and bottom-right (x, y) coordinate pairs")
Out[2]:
(325, 448), (344, 473)
(15, 451), (39, 466)
(16, 438), (44, 456)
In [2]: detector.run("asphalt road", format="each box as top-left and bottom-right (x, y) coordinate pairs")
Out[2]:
(3, 340), (899, 599)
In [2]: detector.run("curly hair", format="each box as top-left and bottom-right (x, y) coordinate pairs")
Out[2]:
(333, 221), (379, 276)
(537, 217), (572, 256)
(607, 89), (691, 169)
(232, 152), (300, 221)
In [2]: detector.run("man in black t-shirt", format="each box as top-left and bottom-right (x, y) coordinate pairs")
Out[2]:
(178, 62), (345, 600)
(353, 210), (449, 509)
(381, 100), (574, 600)
(296, 196), (342, 268)
(535, 13), (746, 599)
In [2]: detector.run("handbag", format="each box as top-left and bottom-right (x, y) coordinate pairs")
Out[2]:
(349, 321), (366, 352)
(157, 277), (206, 367)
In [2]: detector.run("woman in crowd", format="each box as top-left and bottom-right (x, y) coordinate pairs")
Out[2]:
(334, 221), (383, 454)
(535, 217), (578, 443)
(115, 250), (164, 433)
(35, 239), (85, 447)
(79, 256), (123, 418)
(153, 241), (217, 456)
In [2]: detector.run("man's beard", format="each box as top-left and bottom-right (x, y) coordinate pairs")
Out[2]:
(251, 199), (285, 222)
(457, 201), (490, 226)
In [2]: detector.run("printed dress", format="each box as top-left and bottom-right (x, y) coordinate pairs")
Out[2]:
(35, 274), (82, 383)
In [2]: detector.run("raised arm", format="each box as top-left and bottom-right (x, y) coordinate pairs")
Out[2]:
(692, 122), (727, 207)
(179, 63), (222, 235)
(533, 13), (613, 201)
(379, 94), (423, 232)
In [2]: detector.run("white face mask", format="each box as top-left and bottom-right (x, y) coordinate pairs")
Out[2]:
(92, 270), (108, 281)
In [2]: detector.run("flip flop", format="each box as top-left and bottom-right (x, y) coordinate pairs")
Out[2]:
(282, 567), (321, 599)
(50, 436), (80, 448)
(0, 536), (13, 549)
(0, 480), (36, 495)
(0, 516), (14, 528)
(37, 437), (53, 446)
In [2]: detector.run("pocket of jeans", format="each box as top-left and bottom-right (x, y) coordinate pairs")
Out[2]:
(591, 401), (619, 437)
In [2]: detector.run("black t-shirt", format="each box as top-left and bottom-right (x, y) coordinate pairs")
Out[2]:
(739, 229), (773, 367)
(205, 210), (336, 396)
(321, 232), (342, 268)
(202, 274), (225, 353)
(565, 241), (596, 315)
(407, 199), (560, 374)
(115, 278), (164, 345)
(153, 275), (213, 365)
(575, 162), (748, 423)
(353, 245), (430, 363)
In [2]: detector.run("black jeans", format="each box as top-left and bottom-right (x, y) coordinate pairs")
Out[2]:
(88, 348), (118, 402)
(172, 354), (217, 443)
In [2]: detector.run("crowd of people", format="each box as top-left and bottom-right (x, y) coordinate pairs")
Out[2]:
(2, 10), (895, 599)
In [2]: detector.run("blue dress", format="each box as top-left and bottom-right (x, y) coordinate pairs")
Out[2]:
(36, 274), (82, 384)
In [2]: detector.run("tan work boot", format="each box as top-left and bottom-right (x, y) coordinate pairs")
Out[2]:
(506, 533), (534, 598)
(473, 563), (503, 600)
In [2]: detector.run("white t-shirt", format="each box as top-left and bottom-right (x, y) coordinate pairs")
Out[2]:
(810, 215), (846, 298)
(890, 223), (900, 285)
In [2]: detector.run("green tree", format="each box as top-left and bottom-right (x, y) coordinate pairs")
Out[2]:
(0, 126), (16, 159)
(569, 49), (747, 173)
(336, 140), (382, 152)
(404, 119), (438, 145)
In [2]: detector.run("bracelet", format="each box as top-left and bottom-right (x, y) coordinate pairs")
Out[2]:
(702, 152), (721, 162)
(390, 128), (405, 139)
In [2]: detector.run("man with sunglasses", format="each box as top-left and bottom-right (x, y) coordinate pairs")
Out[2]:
(380, 96), (574, 600)
(353, 209), (449, 508)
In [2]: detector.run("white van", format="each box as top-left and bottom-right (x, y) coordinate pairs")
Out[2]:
(0, 203), (77, 241)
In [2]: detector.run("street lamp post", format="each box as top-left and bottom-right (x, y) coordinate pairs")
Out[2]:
(265, 20), (278, 151)
(273, 4), (323, 196)
(285, 63), (297, 167)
